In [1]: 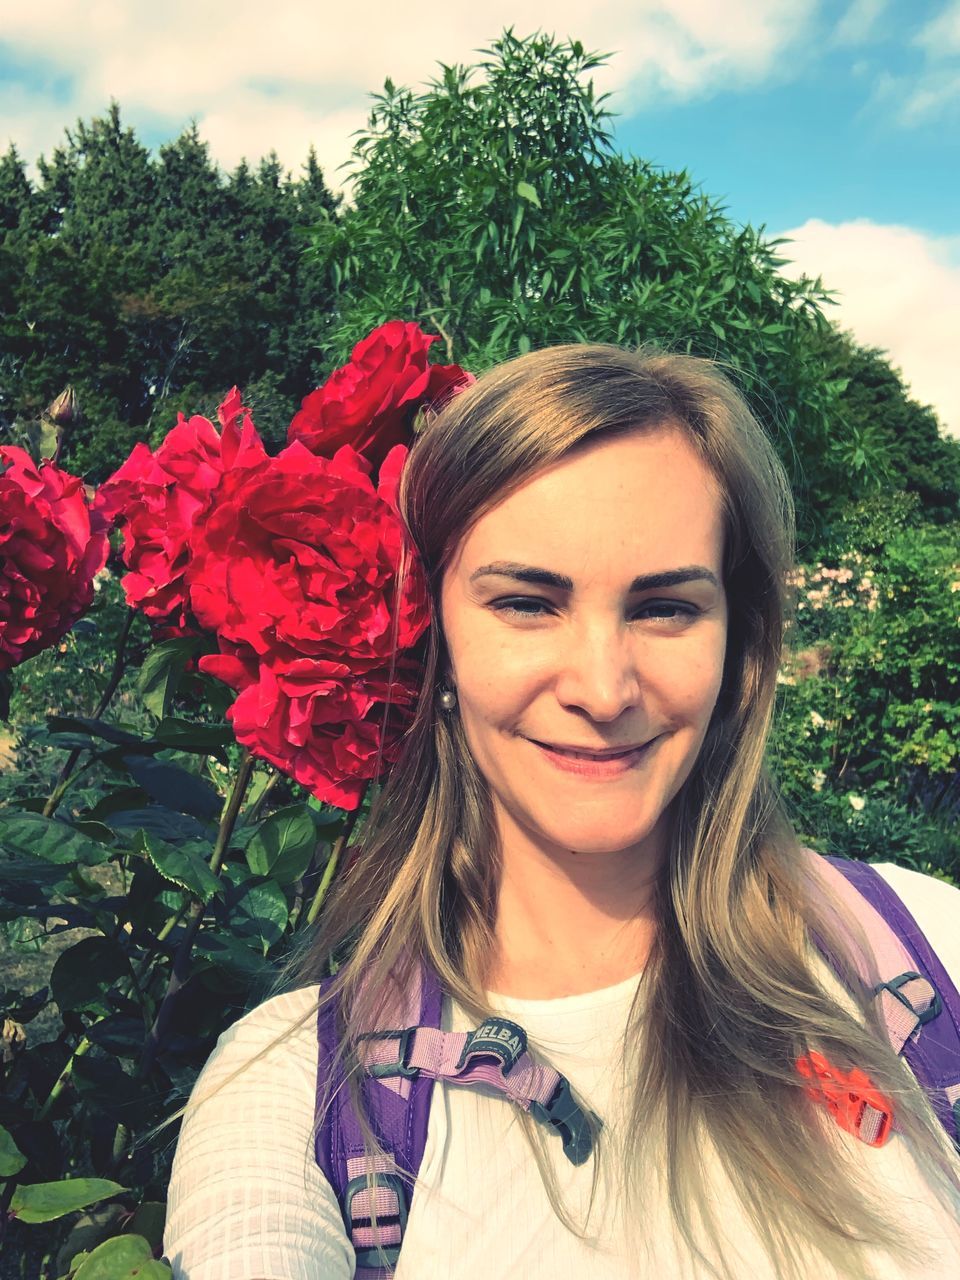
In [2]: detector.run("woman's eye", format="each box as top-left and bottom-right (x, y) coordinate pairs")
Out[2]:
(634, 600), (699, 623)
(488, 598), (700, 623)
(489, 596), (553, 617)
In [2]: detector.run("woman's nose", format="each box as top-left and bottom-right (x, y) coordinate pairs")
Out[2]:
(553, 624), (642, 722)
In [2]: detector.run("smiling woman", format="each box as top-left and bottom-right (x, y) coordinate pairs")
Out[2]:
(440, 428), (728, 995)
(164, 344), (960, 1280)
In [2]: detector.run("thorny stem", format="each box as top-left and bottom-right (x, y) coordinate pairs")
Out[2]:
(305, 796), (366, 927)
(36, 1028), (98, 1122)
(42, 607), (137, 818)
(92, 608), (137, 720)
(138, 751), (256, 1078)
(241, 766), (282, 826)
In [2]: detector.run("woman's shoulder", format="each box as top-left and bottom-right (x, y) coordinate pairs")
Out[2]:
(164, 982), (354, 1277)
(214, 982), (321, 1050)
(869, 862), (960, 983)
(182, 983), (322, 1114)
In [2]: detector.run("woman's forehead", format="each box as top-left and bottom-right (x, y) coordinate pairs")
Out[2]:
(447, 428), (725, 581)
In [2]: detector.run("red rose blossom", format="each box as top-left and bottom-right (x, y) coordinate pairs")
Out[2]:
(187, 441), (428, 670)
(200, 654), (420, 810)
(288, 320), (472, 468)
(0, 447), (109, 671)
(93, 389), (266, 632)
(187, 440), (429, 806)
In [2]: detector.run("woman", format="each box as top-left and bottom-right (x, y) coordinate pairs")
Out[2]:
(164, 344), (960, 1279)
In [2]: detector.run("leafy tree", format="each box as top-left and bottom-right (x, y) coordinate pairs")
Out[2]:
(306, 32), (857, 537)
(0, 106), (340, 478)
(817, 333), (960, 529)
(0, 145), (35, 233)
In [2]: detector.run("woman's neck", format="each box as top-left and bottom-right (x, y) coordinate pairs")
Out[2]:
(485, 809), (663, 999)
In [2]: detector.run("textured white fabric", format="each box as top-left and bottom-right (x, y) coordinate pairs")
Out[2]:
(164, 863), (960, 1278)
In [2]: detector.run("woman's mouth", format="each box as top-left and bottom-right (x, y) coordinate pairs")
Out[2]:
(527, 737), (657, 777)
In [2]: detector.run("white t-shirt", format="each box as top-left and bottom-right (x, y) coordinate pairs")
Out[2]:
(163, 863), (960, 1279)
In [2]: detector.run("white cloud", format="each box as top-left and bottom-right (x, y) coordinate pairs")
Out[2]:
(832, 0), (888, 45)
(865, 1), (960, 125)
(914, 0), (960, 55)
(778, 219), (960, 438)
(898, 71), (960, 124)
(0, 0), (817, 183)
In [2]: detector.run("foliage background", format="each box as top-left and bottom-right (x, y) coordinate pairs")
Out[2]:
(0, 32), (958, 1278)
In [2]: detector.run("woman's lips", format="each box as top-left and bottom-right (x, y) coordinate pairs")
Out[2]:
(528, 737), (656, 777)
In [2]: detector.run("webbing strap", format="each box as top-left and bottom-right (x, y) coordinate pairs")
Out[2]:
(823, 856), (960, 1148)
(315, 962), (443, 1279)
(817, 858), (939, 1050)
(361, 1022), (557, 1105)
(358, 1017), (598, 1166)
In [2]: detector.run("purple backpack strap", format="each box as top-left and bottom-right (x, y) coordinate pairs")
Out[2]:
(825, 856), (960, 1147)
(313, 961), (599, 1276)
(314, 962), (443, 1279)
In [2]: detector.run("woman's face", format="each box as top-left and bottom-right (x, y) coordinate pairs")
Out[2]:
(439, 424), (729, 865)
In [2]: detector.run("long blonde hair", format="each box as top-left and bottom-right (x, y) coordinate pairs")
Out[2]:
(274, 344), (958, 1277)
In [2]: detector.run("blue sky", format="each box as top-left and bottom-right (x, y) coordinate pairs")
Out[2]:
(615, 6), (960, 237)
(2, 0), (958, 433)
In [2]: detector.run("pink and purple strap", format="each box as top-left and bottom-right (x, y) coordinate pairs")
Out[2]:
(823, 857), (960, 1145)
(313, 965), (596, 1277)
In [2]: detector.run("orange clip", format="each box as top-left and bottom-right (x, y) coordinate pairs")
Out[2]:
(796, 1050), (894, 1147)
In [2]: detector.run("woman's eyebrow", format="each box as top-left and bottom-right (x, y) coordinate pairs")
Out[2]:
(469, 562), (721, 591)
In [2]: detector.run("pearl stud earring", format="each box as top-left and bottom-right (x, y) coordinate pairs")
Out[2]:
(438, 688), (457, 711)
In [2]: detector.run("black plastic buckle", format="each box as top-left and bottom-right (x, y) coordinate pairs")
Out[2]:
(343, 1171), (408, 1269)
(529, 1077), (598, 1167)
(358, 1027), (419, 1079)
(874, 971), (942, 1026)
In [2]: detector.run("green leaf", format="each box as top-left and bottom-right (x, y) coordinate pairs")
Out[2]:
(121, 755), (221, 821)
(9, 1178), (126, 1224)
(46, 716), (143, 748)
(71, 1054), (145, 1122)
(0, 1124), (27, 1176)
(0, 812), (113, 867)
(107, 808), (210, 843)
(230, 878), (289, 953)
(86, 1013), (149, 1057)
(50, 937), (132, 1014)
(516, 180), (541, 208)
(135, 832), (221, 903)
(137, 637), (199, 720)
(244, 804), (317, 884)
(126, 1202), (167, 1253)
(154, 719), (233, 757)
(72, 1233), (172, 1279)
(193, 931), (272, 978)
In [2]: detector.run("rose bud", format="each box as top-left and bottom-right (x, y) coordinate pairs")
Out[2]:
(46, 385), (79, 428)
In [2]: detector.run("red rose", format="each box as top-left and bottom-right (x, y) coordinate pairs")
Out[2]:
(288, 320), (473, 468)
(200, 655), (420, 810)
(93, 389), (266, 632)
(0, 447), (109, 671)
(187, 440), (429, 806)
(188, 441), (428, 670)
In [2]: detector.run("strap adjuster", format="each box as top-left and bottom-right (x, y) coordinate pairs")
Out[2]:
(359, 1027), (419, 1079)
(343, 1171), (408, 1269)
(529, 1077), (596, 1166)
(874, 972), (942, 1026)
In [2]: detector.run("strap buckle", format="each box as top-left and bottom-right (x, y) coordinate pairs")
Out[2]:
(358, 1027), (419, 1079)
(343, 1171), (408, 1269)
(797, 1051), (894, 1147)
(874, 971), (942, 1026)
(529, 1076), (597, 1166)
